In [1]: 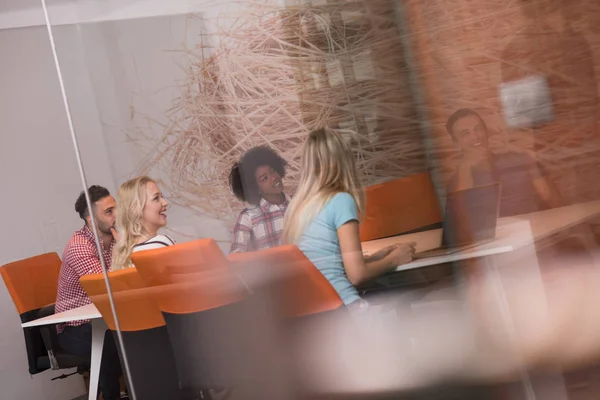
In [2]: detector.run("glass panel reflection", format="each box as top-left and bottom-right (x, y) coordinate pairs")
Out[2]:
(38, 0), (600, 399)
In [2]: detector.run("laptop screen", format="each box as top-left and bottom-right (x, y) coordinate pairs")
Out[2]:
(441, 183), (501, 247)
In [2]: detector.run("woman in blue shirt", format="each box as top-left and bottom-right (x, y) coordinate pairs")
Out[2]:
(283, 129), (415, 307)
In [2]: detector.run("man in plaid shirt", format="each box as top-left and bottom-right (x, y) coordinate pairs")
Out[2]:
(55, 185), (122, 400)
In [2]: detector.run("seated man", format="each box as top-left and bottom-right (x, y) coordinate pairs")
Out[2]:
(446, 108), (562, 217)
(55, 185), (122, 400)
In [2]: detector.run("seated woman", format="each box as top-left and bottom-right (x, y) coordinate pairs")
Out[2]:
(112, 176), (174, 270)
(445, 108), (561, 217)
(229, 146), (290, 253)
(283, 129), (415, 308)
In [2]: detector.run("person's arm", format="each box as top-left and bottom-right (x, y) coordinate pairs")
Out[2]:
(338, 222), (414, 286)
(453, 162), (475, 191)
(532, 176), (562, 208)
(364, 244), (408, 263)
(63, 241), (105, 277)
(525, 154), (563, 208)
(230, 211), (254, 253)
(453, 151), (493, 192)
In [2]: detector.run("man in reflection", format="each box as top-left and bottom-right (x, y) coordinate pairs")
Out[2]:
(446, 108), (562, 217)
(55, 185), (122, 400)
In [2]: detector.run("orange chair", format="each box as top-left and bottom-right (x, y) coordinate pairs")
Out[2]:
(80, 269), (183, 400)
(131, 240), (247, 393)
(130, 238), (229, 288)
(1, 253), (89, 375)
(227, 245), (343, 318)
(360, 172), (443, 242)
(228, 246), (346, 399)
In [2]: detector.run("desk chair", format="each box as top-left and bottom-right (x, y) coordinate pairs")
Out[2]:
(131, 239), (245, 397)
(360, 174), (452, 292)
(132, 239), (229, 287)
(227, 245), (343, 318)
(0, 253), (89, 376)
(80, 269), (182, 400)
(360, 172), (442, 242)
(228, 245), (345, 399)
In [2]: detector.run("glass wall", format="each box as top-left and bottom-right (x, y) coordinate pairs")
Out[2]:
(38, 0), (600, 399)
(0, 1), (112, 399)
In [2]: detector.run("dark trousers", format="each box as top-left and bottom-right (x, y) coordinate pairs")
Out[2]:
(58, 324), (123, 400)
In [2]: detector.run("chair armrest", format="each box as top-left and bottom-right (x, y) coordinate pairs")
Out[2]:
(37, 304), (55, 318)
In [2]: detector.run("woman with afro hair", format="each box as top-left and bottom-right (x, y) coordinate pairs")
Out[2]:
(229, 146), (290, 253)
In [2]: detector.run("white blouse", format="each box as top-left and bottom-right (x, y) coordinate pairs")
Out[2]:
(132, 234), (175, 252)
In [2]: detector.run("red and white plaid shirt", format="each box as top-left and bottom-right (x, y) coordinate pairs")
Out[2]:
(55, 225), (115, 333)
(230, 194), (290, 253)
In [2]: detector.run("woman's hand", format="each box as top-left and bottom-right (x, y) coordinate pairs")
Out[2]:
(383, 242), (416, 268)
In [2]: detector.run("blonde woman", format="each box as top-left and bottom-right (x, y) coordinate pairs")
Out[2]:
(112, 176), (174, 270)
(283, 129), (416, 307)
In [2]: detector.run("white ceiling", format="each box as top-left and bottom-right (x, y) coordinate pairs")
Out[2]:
(0, 0), (73, 13)
(0, 0), (287, 30)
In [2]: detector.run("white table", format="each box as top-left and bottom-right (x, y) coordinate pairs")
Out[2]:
(363, 200), (600, 400)
(362, 200), (600, 272)
(22, 303), (106, 400)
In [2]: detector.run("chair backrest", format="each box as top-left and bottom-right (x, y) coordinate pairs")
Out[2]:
(80, 269), (165, 332)
(131, 239), (244, 315)
(80, 269), (183, 399)
(1, 253), (63, 375)
(360, 172), (442, 242)
(0, 253), (62, 320)
(130, 239), (229, 288)
(227, 245), (343, 317)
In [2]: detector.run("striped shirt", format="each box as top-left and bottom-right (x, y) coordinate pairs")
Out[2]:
(133, 234), (175, 253)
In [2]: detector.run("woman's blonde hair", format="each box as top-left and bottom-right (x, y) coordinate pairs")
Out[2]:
(112, 176), (156, 270)
(283, 128), (364, 244)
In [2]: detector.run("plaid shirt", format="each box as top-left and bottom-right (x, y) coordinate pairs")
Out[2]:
(55, 225), (115, 333)
(230, 194), (290, 253)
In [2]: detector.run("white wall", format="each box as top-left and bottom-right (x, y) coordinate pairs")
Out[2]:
(68, 13), (238, 250)
(0, 1), (286, 397)
(0, 0), (222, 30)
(0, 0), (286, 30)
(0, 24), (113, 400)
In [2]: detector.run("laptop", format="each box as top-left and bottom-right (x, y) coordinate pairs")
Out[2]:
(414, 183), (501, 259)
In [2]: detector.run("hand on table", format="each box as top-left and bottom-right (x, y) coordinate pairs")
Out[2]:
(378, 242), (416, 267)
(387, 242), (416, 266)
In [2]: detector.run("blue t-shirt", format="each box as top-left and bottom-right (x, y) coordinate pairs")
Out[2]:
(298, 192), (361, 305)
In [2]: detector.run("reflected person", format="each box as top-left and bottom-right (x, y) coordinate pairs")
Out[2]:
(446, 108), (561, 217)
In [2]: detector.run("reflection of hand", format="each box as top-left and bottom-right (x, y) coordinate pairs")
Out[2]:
(110, 227), (120, 242)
